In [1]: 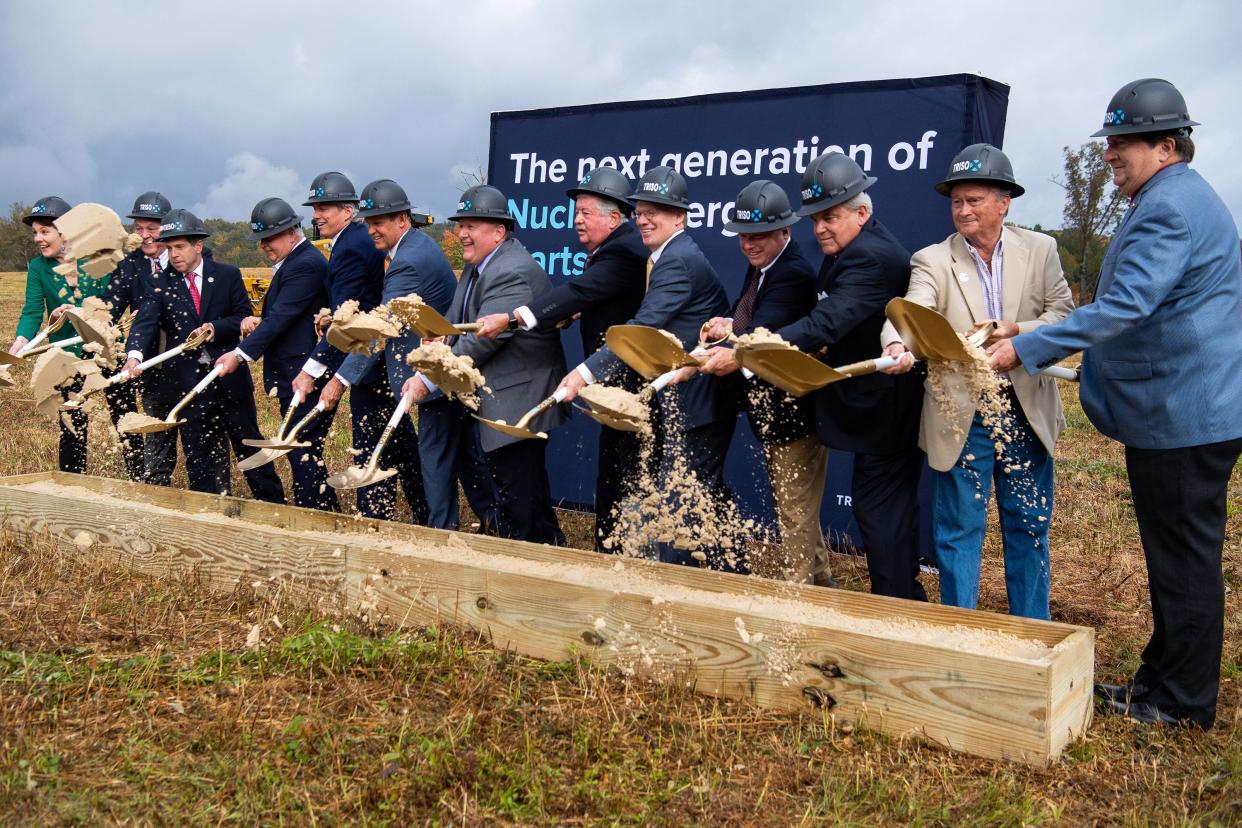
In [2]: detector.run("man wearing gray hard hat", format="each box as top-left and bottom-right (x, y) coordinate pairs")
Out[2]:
(214, 197), (334, 511)
(882, 144), (1073, 620)
(992, 79), (1242, 728)
(694, 180), (822, 583)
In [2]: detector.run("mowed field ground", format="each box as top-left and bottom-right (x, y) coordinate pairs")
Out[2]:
(0, 270), (1238, 825)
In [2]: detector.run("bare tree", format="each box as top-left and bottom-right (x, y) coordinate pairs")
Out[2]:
(1052, 143), (1127, 302)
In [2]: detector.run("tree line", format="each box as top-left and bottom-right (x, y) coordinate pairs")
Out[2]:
(0, 144), (1123, 293)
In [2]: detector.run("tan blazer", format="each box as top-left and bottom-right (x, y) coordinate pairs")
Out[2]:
(880, 226), (1074, 471)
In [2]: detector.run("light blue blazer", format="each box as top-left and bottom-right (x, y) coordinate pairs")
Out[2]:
(1013, 163), (1242, 449)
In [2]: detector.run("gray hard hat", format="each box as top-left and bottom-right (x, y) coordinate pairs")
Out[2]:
(1091, 78), (1199, 138)
(23, 195), (72, 226)
(158, 208), (211, 241)
(628, 165), (691, 210)
(797, 153), (877, 216)
(566, 166), (633, 215)
(357, 179), (413, 219)
(724, 180), (800, 234)
(449, 184), (514, 224)
(248, 197), (302, 240)
(934, 143), (1024, 198)
(303, 171), (359, 206)
(127, 191), (172, 221)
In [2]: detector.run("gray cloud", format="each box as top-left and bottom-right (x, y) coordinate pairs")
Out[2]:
(0, 0), (1238, 231)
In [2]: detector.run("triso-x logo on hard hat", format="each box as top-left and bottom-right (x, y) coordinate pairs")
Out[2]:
(801, 183), (823, 201)
(641, 182), (670, 194)
(952, 159), (984, 173)
(138, 203), (163, 214)
(458, 200), (472, 211)
(161, 220), (183, 233)
(1103, 108), (1127, 126)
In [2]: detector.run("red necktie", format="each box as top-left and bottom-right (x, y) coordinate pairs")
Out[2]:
(185, 273), (201, 315)
(732, 266), (761, 334)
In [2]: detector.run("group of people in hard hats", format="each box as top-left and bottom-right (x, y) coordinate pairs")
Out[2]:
(8, 78), (1239, 731)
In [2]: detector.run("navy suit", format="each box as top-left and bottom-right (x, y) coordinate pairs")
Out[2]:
(337, 227), (481, 527)
(237, 239), (335, 511)
(303, 222), (390, 517)
(727, 239), (817, 447)
(128, 256), (285, 503)
(584, 231), (733, 569)
(527, 221), (647, 550)
(777, 218), (927, 601)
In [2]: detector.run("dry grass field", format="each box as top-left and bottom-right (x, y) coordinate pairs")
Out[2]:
(0, 270), (1238, 825)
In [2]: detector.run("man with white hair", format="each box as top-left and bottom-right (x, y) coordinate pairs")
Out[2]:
(765, 152), (926, 599)
(882, 144), (1073, 620)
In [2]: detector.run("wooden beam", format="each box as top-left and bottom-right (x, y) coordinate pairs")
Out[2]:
(0, 473), (1093, 765)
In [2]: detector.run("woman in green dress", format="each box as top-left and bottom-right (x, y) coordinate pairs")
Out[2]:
(8, 196), (112, 473)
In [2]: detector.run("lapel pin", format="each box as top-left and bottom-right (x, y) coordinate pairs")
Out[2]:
(957, 272), (969, 283)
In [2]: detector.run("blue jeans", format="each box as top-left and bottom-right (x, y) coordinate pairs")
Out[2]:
(932, 407), (1053, 619)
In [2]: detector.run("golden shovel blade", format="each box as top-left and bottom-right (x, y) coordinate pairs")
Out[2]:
(573, 403), (646, 433)
(473, 415), (548, 440)
(326, 464), (397, 490)
(242, 436), (311, 450)
(0, 351), (23, 367)
(733, 346), (847, 398)
(604, 325), (700, 380)
(388, 297), (476, 338)
(0, 370), (14, 388)
(884, 297), (973, 363)
(122, 417), (186, 434)
(237, 447), (287, 471)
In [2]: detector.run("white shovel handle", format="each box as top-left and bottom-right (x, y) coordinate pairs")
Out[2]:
(285, 401), (327, 442)
(1039, 365), (1079, 381)
(168, 364), (224, 421)
(650, 369), (680, 392)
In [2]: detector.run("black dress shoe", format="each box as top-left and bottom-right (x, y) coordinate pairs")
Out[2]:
(1098, 697), (1195, 728)
(1094, 682), (1139, 705)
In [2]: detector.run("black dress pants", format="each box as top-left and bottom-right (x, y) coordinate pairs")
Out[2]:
(852, 445), (928, 601)
(487, 439), (562, 545)
(1125, 436), (1242, 728)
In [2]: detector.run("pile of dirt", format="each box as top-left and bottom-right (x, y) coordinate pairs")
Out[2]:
(406, 341), (486, 407)
(325, 300), (400, 355)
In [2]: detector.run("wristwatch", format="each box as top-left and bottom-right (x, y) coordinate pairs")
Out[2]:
(507, 314), (520, 331)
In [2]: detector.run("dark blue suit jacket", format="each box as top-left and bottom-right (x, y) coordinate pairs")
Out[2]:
(308, 221), (386, 382)
(337, 227), (456, 394)
(128, 256), (256, 403)
(729, 239), (817, 446)
(238, 240), (330, 397)
(583, 231), (730, 430)
(102, 249), (157, 322)
(529, 221), (647, 355)
(777, 218), (923, 454)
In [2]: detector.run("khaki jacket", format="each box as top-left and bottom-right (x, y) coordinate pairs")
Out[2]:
(880, 226), (1073, 471)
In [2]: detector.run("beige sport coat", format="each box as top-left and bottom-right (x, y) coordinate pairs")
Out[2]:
(880, 226), (1074, 471)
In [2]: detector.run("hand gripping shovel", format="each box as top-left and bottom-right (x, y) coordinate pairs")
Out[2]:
(120, 363), (224, 434)
(388, 297), (480, 338)
(238, 392), (327, 472)
(327, 391), (412, 490)
(475, 387), (568, 440)
(61, 328), (212, 411)
(12, 312), (70, 359)
(13, 312), (135, 362)
(886, 298), (1079, 381)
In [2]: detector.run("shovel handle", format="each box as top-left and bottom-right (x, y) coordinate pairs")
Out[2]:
(514, 387), (567, 429)
(273, 389), (305, 439)
(137, 342), (190, 372)
(284, 402), (326, 442)
(19, 335), (84, 359)
(1039, 365), (1079, 382)
(649, 369), (681, 392)
(365, 392), (412, 472)
(455, 322), (480, 333)
(831, 355), (904, 378)
(168, 364), (224, 421)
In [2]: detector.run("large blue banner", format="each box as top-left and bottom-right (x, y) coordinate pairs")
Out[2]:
(488, 74), (1009, 549)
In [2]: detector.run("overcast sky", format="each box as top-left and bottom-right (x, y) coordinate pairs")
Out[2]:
(2, 1), (1239, 233)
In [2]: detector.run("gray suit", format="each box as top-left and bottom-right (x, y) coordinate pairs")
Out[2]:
(451, 236), (567, 452)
